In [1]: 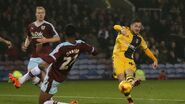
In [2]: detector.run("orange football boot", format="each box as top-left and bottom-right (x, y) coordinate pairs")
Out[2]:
(9, 73), (21, 88)
(70, 100), (78, 104)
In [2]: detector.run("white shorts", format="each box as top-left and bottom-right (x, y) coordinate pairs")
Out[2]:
(27, 58), (43, 71)
(41, 75), (60, 95)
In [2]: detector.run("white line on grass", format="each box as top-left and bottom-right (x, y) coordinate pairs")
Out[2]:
(0, 94), (184, 102)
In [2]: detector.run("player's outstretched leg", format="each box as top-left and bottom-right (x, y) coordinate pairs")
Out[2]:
(117, 73), (134, 104)
(117, 69), (139, 104)
(132, 79), (141, 87)
(9, 65), (42, 88)
(124, 93), (134, 104)
(125, 69), (142, 87)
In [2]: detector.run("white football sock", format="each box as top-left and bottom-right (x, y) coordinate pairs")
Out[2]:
(19, 66), (41, 85)
(43, 100), (69, 104)
(19, 73), (30, 84)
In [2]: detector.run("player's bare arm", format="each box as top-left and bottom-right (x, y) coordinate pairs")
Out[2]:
(144, 48), (158, 69)
(22, 36), (31, 52)
(36, 35), (60, 44)
(0, 37), (12, 48)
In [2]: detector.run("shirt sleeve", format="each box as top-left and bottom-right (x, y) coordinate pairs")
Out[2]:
(49, 23), (59, 37)
(41, 44), (62, 64)
(140, 36), (148, 50)
(113, 25), (122, 32)
(144, 48), (158, 62)
(81, 41), (98, 56)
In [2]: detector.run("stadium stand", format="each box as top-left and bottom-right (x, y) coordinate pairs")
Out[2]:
(0, 0), (184, 81)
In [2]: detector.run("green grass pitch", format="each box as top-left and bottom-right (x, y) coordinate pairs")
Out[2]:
(0, 80), (185, 104)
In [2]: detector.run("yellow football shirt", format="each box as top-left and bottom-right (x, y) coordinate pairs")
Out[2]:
(112, 25), (148, 59)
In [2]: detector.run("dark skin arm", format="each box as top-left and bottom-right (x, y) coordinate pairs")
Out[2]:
(38, 61), (49, 81)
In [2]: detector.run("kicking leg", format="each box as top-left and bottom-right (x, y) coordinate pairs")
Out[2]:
(9, 65), (42, 88)
(125, 69), (141, 87)
(124, 68), (142, 104)
(118, 69), (135, 104)
(125, 69), (135, 84)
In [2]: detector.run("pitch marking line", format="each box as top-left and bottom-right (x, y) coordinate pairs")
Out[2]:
(0, 94), (184, 102)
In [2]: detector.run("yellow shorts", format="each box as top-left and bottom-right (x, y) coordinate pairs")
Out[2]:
(112, 53), (136, 76)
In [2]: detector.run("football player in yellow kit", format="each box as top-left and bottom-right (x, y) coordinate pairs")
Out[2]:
(112, 19), (158, 104)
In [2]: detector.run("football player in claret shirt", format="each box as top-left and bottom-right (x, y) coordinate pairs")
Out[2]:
(112, 19), (158, 104)
(10, 24), (98, 104)
(20, 6), (60, 87)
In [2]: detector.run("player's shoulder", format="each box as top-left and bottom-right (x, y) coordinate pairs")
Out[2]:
(44, 20), (53, 26)
(76, 40), (86, 44)
(28, 22), (35, 27)
(56, 41), (75, 48)
(56, 40), (86, 48)
(52, 42), (72, 52)
(43, 21), (55, 27)
(125, 26), (129, 29)
(137, 34), (146, 41)
(125, 26), (131, 31)
(59, 42), (71, 46)
(137, 34), (144, 38)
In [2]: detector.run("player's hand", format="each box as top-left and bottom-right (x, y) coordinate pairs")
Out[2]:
(36, 37), (48, 43)
(152, 61), (158, 69)
(36, 43), (43, 53)
(120, 26), (128, 36)
(6, 41), (12, 48)
(22, 43), (28, 52)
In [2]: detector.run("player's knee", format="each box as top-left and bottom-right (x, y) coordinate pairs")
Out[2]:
(125, 69), (134, 83)
(125, 69), (134, 75)
(32, 77), (41, 86)
(30, 66), (41, 76)
(117, 73), (125, 82)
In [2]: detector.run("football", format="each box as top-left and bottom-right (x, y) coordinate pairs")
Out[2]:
(118, 81), (132, 93)
(12, 70), (23, 78)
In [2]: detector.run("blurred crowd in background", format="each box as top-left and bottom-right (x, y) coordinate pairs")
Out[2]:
(0, 0), (184, 64)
